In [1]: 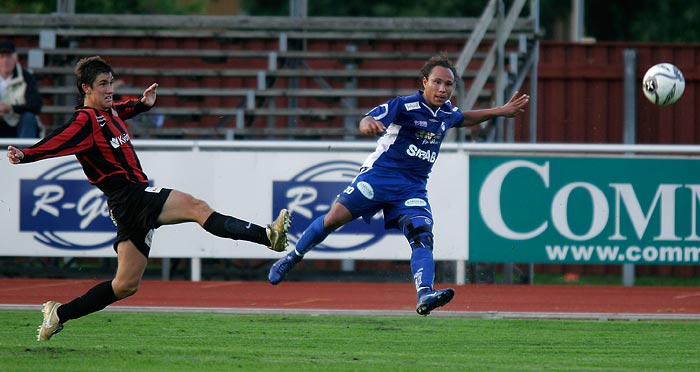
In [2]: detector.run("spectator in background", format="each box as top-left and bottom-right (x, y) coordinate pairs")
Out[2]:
(0, 39), (42, 138)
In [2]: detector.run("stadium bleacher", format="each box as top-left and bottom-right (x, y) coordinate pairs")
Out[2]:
(0, 6), (538, 140)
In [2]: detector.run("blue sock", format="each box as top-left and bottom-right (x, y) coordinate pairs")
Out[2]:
(294, 215), (333, 256)
(411, 247), (435, 294)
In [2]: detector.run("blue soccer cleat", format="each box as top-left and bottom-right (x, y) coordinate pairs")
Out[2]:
(268, 251), (302, 285)
(416, 288), (455, 316)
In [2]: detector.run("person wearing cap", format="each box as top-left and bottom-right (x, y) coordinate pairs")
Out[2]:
(0, 39), (42, 138)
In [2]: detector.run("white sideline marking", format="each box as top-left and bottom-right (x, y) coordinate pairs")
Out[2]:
(2, 304), (700, 321)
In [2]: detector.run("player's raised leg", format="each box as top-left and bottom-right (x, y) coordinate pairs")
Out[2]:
(159, 189), (290, 251)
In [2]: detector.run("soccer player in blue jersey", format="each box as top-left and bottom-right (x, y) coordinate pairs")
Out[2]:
(268, 53), (529, 315)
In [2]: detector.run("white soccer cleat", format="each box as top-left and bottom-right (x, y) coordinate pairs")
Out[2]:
(37, 301), (63, 341)
(266, 209), (291, 252)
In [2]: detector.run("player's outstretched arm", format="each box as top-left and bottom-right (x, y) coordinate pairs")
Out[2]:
(460, 91), (530, 127)
(359, 115), (386, 135)
(7, 145), (24, 164)
(140, 83), (159, 107)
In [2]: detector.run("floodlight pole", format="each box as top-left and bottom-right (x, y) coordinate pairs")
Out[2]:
(55, 0), (75, 14)
(622, 49), (637, 287)
(290, 0), (308, 17)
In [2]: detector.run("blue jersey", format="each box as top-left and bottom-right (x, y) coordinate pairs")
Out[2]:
(362, 90), (464, 181)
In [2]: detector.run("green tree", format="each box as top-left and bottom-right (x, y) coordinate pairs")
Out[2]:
(4, 0), (207, 14)
(5, 0), (700, 42)
(584, 0), (700, 42)
(241, 0), (485, 17)
(242, 0), (700, 42)
(4, 0), (54, 13)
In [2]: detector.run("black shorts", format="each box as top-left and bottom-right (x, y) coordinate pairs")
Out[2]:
(107, 183), (172, 257)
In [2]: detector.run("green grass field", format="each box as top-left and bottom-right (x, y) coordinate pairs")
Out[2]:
(1, 311), (699, 371)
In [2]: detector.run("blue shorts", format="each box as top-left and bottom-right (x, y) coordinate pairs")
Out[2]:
(335, 167), (432, 230)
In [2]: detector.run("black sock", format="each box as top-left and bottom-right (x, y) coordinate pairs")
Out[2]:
(56, 280), (119, 323)
(203, 212), (269, 246)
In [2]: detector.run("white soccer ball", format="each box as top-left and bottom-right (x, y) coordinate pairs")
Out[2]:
(642, 63), (685, 106)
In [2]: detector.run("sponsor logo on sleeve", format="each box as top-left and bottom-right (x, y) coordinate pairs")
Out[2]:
(404, 102), (420, 111)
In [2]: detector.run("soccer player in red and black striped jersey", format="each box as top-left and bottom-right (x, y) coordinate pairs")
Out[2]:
(6, 56), (291, 341)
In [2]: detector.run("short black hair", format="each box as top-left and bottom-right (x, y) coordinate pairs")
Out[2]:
(420, 52), (457, 81)
(75, 56), (114, 99)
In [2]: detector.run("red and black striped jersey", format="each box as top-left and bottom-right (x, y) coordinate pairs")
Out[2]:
(20, 98), (153, 195)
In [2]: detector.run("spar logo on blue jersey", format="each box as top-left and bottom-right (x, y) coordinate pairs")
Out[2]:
(272, 160), (397, 252)
(415, 130), (442, 145)
(19, 161), (116, 250)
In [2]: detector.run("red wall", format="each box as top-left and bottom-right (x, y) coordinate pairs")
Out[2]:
(527, 41), (700, 144)
(515, 42), (700, 279)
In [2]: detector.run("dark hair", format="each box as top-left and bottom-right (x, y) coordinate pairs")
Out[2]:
(420, 53), (457, 81)
(75, 56), (114, 99)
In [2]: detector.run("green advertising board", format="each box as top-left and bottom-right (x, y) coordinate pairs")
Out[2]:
(469, 155), (700, 264)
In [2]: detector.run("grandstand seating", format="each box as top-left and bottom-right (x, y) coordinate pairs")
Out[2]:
(0, 3), (538, 140)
